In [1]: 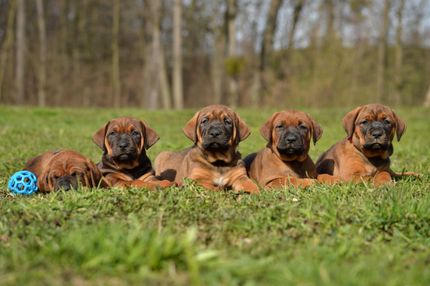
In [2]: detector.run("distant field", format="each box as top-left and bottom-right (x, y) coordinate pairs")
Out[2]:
(0, 106), (429, 285)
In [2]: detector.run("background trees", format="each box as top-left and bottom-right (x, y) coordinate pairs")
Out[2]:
(0, 0), (429, 108)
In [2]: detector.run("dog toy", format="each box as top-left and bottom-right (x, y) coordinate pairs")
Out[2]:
(8, 170), (38, 195)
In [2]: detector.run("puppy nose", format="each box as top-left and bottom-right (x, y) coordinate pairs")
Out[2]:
(371, 129), (384, 138)
(119, 141), (128, 149)
(286, 134), (298, 143)
(209, 128), (222, 138)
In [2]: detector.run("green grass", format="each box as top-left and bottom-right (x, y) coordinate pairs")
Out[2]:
(0, 106), (429, 285)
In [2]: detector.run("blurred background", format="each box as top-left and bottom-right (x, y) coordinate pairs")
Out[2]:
(0, 0), (429, 109)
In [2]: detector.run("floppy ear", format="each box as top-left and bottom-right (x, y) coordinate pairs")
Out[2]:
(392, 111), (406, 141)
(260, 112), (279, 142)
(342, 106), (362, 140)
(235, 113), (251, 142)
(92, 122), (110, 150)
(140, 121), (160, 149)
(310, 117), (323, 145)
(38, 170), (53, 192)
(183, 111), (200, 142)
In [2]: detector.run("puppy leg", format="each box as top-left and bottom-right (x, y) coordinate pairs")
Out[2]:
(231, 177), (260, 194)
(317, 174), (341, 184)
(373, 171), (393, 186)
(266, 177), (315, 188)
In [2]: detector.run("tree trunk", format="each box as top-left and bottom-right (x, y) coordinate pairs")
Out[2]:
(0, 0), (16, 102)
(172, 0), (183, 109)
(112, 0), (121, 108)
(226, 0), (238, 107)
(376, 0), (390, 103)
(15, 0), (25, 105)
(394, 0), (405, 105)
(425, 84), (430, 108)
(257, 0), (283, 106)
(286, 0), (304, 51)
(151, 1), (171, 109)
(36, 0), (47, 107)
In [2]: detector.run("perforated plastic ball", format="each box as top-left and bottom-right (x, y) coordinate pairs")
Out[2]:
(8, 171), (38, 195)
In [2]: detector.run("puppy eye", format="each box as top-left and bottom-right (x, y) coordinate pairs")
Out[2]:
(108, 131), (116, 136)
(275, 124), (283, 129)
(224, 118), (232, 125)
(383, 119), (391, 125)
(201, 118), (209, 124)
(299, 124), (308, 130)
(131, 130), (140, 137)
(360, 120), (368, 125)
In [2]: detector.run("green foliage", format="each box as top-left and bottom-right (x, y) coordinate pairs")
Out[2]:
(0, 106), (429, 285)
(224, 57), (247, 78)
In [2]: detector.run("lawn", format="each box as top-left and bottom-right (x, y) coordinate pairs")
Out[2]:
(0, 106), (429, 285)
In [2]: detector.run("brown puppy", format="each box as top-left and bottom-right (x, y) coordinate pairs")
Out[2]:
(24, 150), (103, 192)
(316, 103), (414, 186)
(155, 105), (259, 193)
(244, 110), (322, 188)
(93, 117), (173, 189)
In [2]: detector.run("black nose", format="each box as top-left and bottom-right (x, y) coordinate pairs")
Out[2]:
(119, 141), (129, 149)
(371, 129), (384, 138)
(209, 128), (222, 138)
(286, 134), (298, 143)
(57, 179), (72, 191)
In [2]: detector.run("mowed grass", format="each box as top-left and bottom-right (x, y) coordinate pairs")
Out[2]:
(0, 106), (429, 285)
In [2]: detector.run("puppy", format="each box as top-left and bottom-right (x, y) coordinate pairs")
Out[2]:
(93, 116), (173, 189)
(24, 150), (103, 192)
(155, 105), (259, 193)
(316, 103), (416, 185)
(244, 110), (322, 188)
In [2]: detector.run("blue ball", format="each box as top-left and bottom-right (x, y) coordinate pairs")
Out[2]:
(8, 170), (38, 195)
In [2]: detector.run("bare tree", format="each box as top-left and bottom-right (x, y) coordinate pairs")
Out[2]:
(226, 0), (238, 107)
(173, 0), (183, 109)
(36, 0), (47, 106)
(376, 0), (390, 102)
(112, 0), (121, 107)
(425, 85), (430, 108)
(15, 0), (25, 104)
(0, 0), (16, 101)
(393, 0), (405, 105)
(256, 0), (283, 105)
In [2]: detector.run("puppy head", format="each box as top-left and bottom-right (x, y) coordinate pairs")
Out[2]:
(39, 150), (102, 192)
(342, 104), (406, 158)
(93, 117), (159, 168)
(260, 110), (322, 162)
(183, 104), (250, 153)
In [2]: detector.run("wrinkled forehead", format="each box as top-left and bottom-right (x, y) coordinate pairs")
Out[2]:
(108, 118), (141, 132)
(200, 106), (235, 121)
(358, 105), (394, 121)
(273, 111), (309, 125)
(50, 154), (87, 172)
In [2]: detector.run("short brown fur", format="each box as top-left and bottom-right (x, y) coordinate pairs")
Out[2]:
(155, 105), (259, 193)
(316, 103), (416, 186)
(24, 150), (104, 192)
(93, 117), (173, 189)
(244, 110), (322, 188)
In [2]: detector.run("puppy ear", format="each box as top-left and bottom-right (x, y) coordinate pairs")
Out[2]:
(342, 106), (362, 140)
(392, 111), (406, 141)
(38, 170), (52, 192)
(310, 117), (323, 145)
(260, 112), (279, 142)
(140, 121), (160, 149)
(93, 122), (110, 150)
(235, 113), (251, 142)
(183, 111), (200, 142)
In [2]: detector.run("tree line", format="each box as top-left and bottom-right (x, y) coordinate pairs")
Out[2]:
(0, 0), (429, 108)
